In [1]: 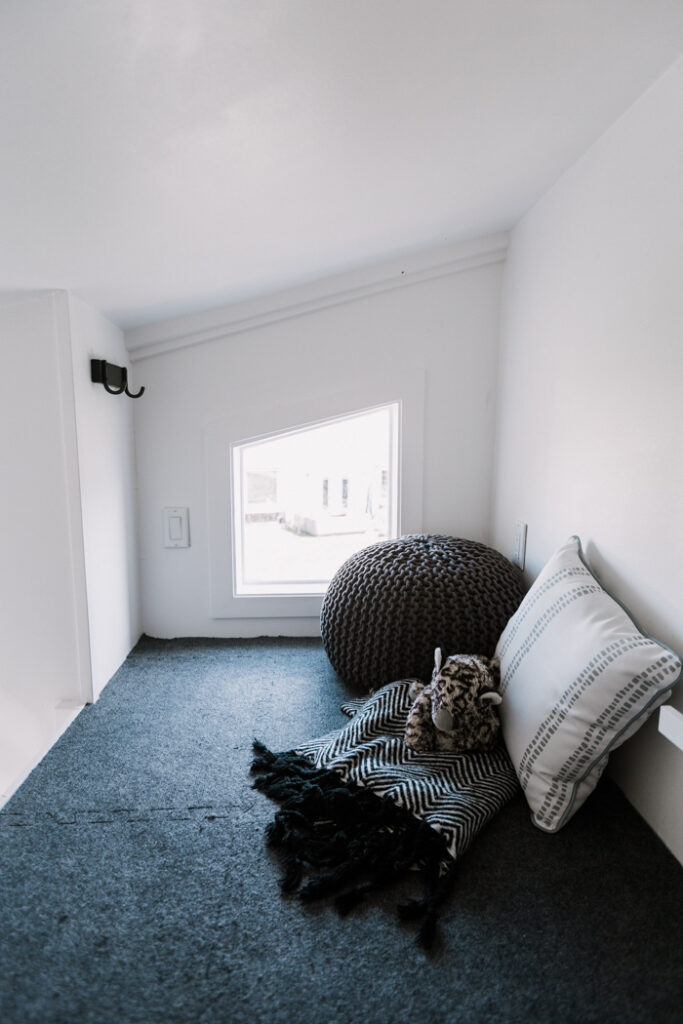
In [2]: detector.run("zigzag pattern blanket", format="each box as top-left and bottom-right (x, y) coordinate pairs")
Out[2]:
(252, 679), (519, 948)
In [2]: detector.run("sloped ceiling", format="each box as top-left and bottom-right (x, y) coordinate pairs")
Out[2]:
(2, 0), (682, 329)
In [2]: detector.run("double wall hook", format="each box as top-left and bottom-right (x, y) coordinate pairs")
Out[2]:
(91, 359), (145, 399)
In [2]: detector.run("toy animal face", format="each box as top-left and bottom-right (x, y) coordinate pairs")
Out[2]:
(430, 650), (502, 734)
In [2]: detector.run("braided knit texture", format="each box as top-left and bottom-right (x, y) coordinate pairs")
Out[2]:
(320, 534), (525, 687)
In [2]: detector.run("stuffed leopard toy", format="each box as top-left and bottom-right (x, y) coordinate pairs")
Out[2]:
(404, 647), (503, 753)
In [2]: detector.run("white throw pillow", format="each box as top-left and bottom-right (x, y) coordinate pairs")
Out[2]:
(496, 536), (681, 832)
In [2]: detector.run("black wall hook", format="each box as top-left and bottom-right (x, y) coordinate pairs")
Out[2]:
(124, 371), (145, 399)
(91, 359), (145, 399)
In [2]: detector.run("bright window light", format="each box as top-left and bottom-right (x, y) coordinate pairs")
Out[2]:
(232, 403), (400, 596)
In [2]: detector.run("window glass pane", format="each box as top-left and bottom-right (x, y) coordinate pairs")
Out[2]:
(233, 403), (399, 596)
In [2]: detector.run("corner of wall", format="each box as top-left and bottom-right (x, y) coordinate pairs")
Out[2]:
(68, 295), (142, 698)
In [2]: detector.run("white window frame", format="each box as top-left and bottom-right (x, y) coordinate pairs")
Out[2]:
(205, 370), (425, 619)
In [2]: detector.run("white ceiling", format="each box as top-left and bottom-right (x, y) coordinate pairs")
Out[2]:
(2, 1), (682, 330)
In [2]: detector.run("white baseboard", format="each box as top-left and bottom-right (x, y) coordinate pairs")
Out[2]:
(0, 703), (85, 808)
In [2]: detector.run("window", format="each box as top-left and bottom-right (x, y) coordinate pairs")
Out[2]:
(232, 403), (399, 597)
(205, 369), (424, 620)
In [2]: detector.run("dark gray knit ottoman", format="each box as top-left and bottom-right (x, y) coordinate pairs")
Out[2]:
(320, 534), (526, 688)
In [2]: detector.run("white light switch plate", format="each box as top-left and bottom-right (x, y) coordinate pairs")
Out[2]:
(512, 520), (527, 570)
(163, 507), (190, 548)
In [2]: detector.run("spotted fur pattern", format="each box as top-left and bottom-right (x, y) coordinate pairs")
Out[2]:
(405, 649), (502, 753)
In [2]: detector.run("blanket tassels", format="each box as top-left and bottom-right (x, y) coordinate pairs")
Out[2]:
(397, 864), (459, 948)
(251, 740), (455, 950)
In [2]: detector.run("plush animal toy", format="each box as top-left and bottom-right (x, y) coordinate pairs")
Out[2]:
(404, 647), (503, 753)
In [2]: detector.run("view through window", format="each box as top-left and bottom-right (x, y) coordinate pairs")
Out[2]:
(232, 403), (399, 595)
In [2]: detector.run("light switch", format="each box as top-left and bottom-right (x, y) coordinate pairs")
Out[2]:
(169, 516), (183, 541)
(163, 507), (190, 548)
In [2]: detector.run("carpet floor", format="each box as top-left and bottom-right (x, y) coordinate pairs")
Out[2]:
(1, 636), (681, 1024)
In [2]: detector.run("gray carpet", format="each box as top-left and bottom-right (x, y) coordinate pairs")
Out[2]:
(1, 636), (681, 1024)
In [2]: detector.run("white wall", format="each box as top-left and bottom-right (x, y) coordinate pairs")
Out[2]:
(0, 291), (142, 800)
(68, 296), (141, 698)
(0, 292), (91, 798)
(491, 57), (683, 860)
(132, 250), (505, 638)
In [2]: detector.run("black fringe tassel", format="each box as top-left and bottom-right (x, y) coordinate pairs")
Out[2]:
(251, 740), (457, 950)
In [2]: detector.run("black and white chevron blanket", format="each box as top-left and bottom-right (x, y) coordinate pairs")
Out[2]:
(252, 679), (518, 948)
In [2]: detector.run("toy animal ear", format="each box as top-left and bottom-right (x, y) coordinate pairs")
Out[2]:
(434, 647), (442, 673)
(480, 691), (503, 706)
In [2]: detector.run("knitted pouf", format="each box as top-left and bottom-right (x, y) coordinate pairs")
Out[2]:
(320, 534), (526, 687)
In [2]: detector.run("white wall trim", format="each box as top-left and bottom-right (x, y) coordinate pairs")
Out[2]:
(126, 233), (508, 362)
(50, 291), (94, 705)
(0, 702), (84, 807)
(658, 705), (683, 753)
